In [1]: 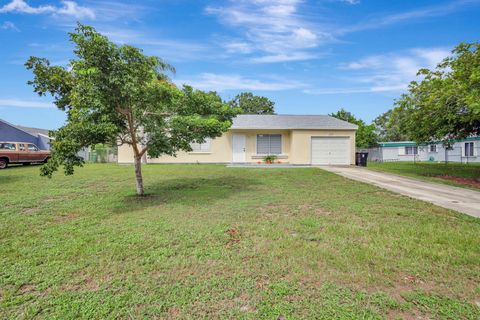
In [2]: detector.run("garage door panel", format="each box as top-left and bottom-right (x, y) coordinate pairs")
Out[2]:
(311, 137), (350, 165)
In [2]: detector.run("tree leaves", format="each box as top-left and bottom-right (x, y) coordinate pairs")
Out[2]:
(228, 92), (275, 115)
(330, 108), (378, 148)
(394, 42), (480, 144)
(26, 23), (237, 189)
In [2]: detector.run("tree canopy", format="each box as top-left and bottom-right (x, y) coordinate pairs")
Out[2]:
(228, 92), (275, 114)
(330, 109), (378, 148)
(374, 109), (411, 142)
(26, 24), (238, 195)
(394, 42), (480, 144)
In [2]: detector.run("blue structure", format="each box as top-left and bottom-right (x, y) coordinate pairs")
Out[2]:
(0, 118), (52, 150)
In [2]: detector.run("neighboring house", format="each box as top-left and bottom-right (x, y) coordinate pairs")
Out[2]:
(0, 118), (52, 150)
(365, 137), (480, 163)
(0, 118), (94, 161)
(118, 114), (358, 165)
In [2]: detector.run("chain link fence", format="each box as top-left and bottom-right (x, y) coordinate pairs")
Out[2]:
(87, 145), (118, 163)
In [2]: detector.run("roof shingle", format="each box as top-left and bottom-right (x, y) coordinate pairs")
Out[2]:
(231, 114), (358, 130)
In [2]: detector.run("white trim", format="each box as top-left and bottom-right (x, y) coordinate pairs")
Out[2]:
(38, 133), (53, 139)
(251, 154), (288, 159)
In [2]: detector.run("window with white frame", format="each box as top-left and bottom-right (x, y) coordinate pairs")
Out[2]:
(465, 142), (474, 157)
(405, 146), (418, 155)
(190, 138), (211, 152)
(257, 134), (282, 155)
(429, 144), (437, 152)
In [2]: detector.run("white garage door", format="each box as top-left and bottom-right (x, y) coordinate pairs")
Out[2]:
(311, 137), (350, 165)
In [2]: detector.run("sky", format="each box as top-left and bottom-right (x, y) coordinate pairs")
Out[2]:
(0, 0), (479, 129)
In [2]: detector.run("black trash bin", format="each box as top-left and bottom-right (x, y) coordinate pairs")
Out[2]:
(355, 152), (369, 167)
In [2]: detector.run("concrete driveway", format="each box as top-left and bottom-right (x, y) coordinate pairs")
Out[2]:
(319, 166), (480, 218)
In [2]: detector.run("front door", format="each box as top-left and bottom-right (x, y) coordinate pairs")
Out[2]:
(232, 134), (246, 163)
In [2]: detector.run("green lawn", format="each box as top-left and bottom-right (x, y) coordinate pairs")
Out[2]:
(1, 164), (479, 319)
(367, 162), (480, 190)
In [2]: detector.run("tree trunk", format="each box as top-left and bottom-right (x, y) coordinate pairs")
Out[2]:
(134, 155), (145, 196)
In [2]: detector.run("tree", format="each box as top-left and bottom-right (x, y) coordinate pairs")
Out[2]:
(228, 92), (275, 114)
(374, 109), (411, 142)
(395, 42), (480, 144)
(330, 108), (378, 148)
(26, 24), (237, 196)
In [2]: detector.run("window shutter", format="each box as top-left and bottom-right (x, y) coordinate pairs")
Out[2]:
(269, 135), (282, 154)
(190, 142), (200, 152)
(257, 135), (270, 154)
(398, 147), (405, 155)
(474, 142), (478, 157)
(190, 138), (211, 152)
(201, 138), (211, 151)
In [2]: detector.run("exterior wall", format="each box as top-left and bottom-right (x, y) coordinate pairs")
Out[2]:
(381, 146), (417, 162)
(37, 135), (52, 150)
(147, 132), (233, 164)
(289, 129), (356, 165)
(117, 129), (356, 164)
(377, 139), (480, 163)
(0, 121), (38, 145)
(238, 129), (290, 163)
(0, 121), (53, 150)
(427, 141), (479, 163)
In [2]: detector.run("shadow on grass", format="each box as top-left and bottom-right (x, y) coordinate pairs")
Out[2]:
(115, 176), (259, 213)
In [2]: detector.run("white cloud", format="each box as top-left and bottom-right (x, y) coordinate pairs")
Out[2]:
(341, 0), (360, 4)
(223, 41), (255, 54)
(339, 0), (479, 34)
(206, 0), (326, 63)
(56, 1), (94, 19)
(0, 0), (55, 14)
(307, 47), (451, 95)
(0, 99), (54, 108)
(0, 21), (18, 31)
(0, 0), (95, 19)
(176, 73), (307, 92)
(251, 52), (317, 63)
(98, 28), (212, 62)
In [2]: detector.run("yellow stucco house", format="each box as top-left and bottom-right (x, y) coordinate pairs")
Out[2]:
(118, 114), (358, 165)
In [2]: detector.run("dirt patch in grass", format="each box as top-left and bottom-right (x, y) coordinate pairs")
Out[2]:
(436, 175), (480, 189)
(21, 207), (39, 215)
(392, 274), (436, 300)
(51, 212), (78, 224)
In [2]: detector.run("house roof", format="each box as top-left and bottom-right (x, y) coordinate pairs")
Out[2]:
(0, 118), (51, 138)
(379, 141), (418, 147)
(231, 114), (358, 130)
(15, 125), (51, 137)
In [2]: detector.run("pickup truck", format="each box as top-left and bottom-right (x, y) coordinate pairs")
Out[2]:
(0, 142), (50, 169)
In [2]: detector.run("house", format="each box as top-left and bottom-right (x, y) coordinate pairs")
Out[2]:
(365, 138), (479, 163)
(0, 118), (52, 150)
(118, 114), (358, 165)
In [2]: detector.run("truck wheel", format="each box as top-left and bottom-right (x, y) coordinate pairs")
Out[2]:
(0, 159), (7, 169)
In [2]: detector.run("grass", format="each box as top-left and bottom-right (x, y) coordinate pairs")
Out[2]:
(1, 164), (479, 319)
(367, 161), (480, 190)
